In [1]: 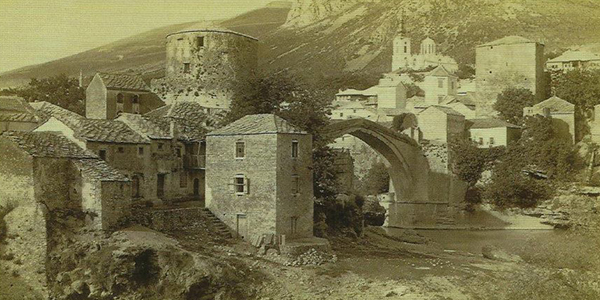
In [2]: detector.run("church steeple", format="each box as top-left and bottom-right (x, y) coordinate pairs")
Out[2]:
(399, 9), (407, 36)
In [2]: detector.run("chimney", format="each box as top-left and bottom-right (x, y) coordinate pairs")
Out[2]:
(170, 120), (179, 140)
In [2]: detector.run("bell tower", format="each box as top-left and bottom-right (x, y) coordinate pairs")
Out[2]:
(392, 10), (411, 71)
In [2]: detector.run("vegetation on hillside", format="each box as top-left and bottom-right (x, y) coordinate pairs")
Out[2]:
(0, 74), (85, 115)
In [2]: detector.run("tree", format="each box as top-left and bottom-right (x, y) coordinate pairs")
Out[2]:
(456, 64), (475, 80)
(359, 162), (390, 196)
(2, 74), (85, 115)
(493, 87), (535, 125)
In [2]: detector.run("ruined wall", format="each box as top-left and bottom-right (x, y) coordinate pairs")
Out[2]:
(0, 138), (35, 206)
(275, 134), (313, 239)
(85, 75), (107, 119)
(206, 134), (278, 241)
(152, 30), (258, 108)
(33, 158), (80, 211)
(0, 120), (39, 132)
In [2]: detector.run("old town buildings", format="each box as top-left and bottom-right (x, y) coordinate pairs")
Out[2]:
(0, 96), (39, 132)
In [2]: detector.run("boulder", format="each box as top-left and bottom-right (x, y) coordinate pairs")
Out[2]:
(482, 245), (522, 263)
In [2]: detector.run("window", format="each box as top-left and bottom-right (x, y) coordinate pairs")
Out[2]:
(99, 149), (107, 160)
(291, 175), (300, 194)
(292, 140), (299, 158)
(291, 217), (298, 234)
(132, 175), (141, 197)
(353, 109), (357, 113)
(340, 113), (344, 118)
(438, 95), (444, 103)
(176, 148), (182, 157)
(118, 147), (124, 153)
(138, 147), (144, 156)
(438, 78), (444, 88)
(183, 63), (191, 73)
(489, 137), (495, 146)
(403, 46), (407, 53)
(180, 171), (187, 188)
(196, 36), (204, 47)
(235, 141), (245, 159)
(478, 138), (484, 145)
(116, 93), (124, 114)
(232, 174), (248, 195)
(132, 95), (140, 114)
(158, 143), (164, 151)
(450, 81), (455, 90)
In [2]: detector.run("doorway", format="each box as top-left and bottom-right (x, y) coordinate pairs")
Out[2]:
(157, 174), (165, 198)
(236, 214), (248, 239)
(193, 178), (200, 198)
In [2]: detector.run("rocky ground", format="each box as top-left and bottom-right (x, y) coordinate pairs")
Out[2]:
(2, 197), (600, 299)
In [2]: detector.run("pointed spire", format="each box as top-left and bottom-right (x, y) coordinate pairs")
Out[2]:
(399, 9), (407, 36)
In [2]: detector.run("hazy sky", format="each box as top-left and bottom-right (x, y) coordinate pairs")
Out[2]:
(0, 0), (274, 73)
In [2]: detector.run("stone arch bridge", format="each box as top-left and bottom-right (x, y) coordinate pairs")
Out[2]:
(322, 118), (467, 228)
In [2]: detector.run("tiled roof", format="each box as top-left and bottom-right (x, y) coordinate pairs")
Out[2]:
(469, 118), (520, 129)
(408, 96), (428, 108)
(144, 101), (214, 141)
(72, 118), (150, 144)
(117, 113), (171, 140)
(208, 114), (307, 136)
(31, 101), (147, 144)
(30, 101), (83, 123)
(336, 88), (378, 97)
(97, 73), (149, 92)
(0, 96), (38, 123)
(426, 65), (454, 77)
(533, 96), (575, 113)
(73, 159), (129, 182)
(1, 131), (95, 158)
(444, 94), (478, 107)
(548, 50), (600, 63)
(479, 36), (535, 47)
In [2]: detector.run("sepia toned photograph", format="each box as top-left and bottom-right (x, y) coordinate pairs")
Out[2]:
(0, 0), (599, 299)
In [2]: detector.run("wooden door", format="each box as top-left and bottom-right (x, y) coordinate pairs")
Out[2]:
(236, 214), (248, 239)
(157, 174), (165, 198)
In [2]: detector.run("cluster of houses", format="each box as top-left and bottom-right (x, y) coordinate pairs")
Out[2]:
(330, 29), (600, 153)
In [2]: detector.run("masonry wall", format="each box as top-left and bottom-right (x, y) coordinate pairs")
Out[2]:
(100, 181), (131, 230)
(153, 30), (258, 108)
(476, 42), (544, 100)
(104, 90), (164, 120)
(33, 158), (80, 211)
(86, 75), (107, 119)
(418, 110), (449, 142)
(423, 76), (457, 105)
(206, 134), (278, 241)
(275, 134), (313, 239)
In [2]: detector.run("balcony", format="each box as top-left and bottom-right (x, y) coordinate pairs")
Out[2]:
(184, 154), (206, 169)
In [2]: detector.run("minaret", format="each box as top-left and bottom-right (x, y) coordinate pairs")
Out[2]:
(392, 10), (411, 71)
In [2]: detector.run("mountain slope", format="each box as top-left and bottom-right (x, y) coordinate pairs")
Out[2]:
(2, 0), (600, 89)
(0, 6), (291, 88)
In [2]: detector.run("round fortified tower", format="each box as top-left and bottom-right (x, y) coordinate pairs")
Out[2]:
(153, 29), (258, 109)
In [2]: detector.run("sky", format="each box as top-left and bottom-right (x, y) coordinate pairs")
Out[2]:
(0, 0), (274, 73)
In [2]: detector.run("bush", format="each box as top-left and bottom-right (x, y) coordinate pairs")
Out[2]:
(314, 193), (365, 237)
(363, 197), (386, 226)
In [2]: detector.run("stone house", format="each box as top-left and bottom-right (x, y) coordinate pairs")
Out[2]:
(546, 50), (600, 72)
(523, 96), (576, 143)
(467, 118), (521, 148)
(476, 36), (546, 101)
(0, 96), (39, 132)
(0, 131), (130, 295)
(118, 101), (216, 202)
(418, 106), (465, 143)
(206, 114), (313, 242)
(422, 65), (458, 106)
(31, 102), (177, 204)
(442, 94), (478, 119)
(86, 73), (164, 120)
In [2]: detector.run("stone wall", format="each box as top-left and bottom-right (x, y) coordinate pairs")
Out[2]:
(206, 134), (278, 242)
(86, 75), (107, 119)
(100, 181), (131, 230)
(0, 120), (39, 132)
(275, 134), (313, 239)
(153, 30), (258, 108)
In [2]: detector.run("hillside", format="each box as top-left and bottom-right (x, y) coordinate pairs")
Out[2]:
(2, 0), (600, 89)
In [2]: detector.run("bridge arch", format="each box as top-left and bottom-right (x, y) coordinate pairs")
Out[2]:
(323, 118), (430, 203)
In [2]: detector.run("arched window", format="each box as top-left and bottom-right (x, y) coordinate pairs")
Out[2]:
(116, 93), (124, 114)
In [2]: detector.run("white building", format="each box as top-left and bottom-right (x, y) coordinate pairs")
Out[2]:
(422, 65), (458, 106)
(468, 118), (521, 148)
(546, 50), (600, 72)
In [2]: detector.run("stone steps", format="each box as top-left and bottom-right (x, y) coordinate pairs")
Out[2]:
(201, 208), (232, 238)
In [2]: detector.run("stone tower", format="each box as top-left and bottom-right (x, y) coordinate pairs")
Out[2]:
(152, 28), (259, 110)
